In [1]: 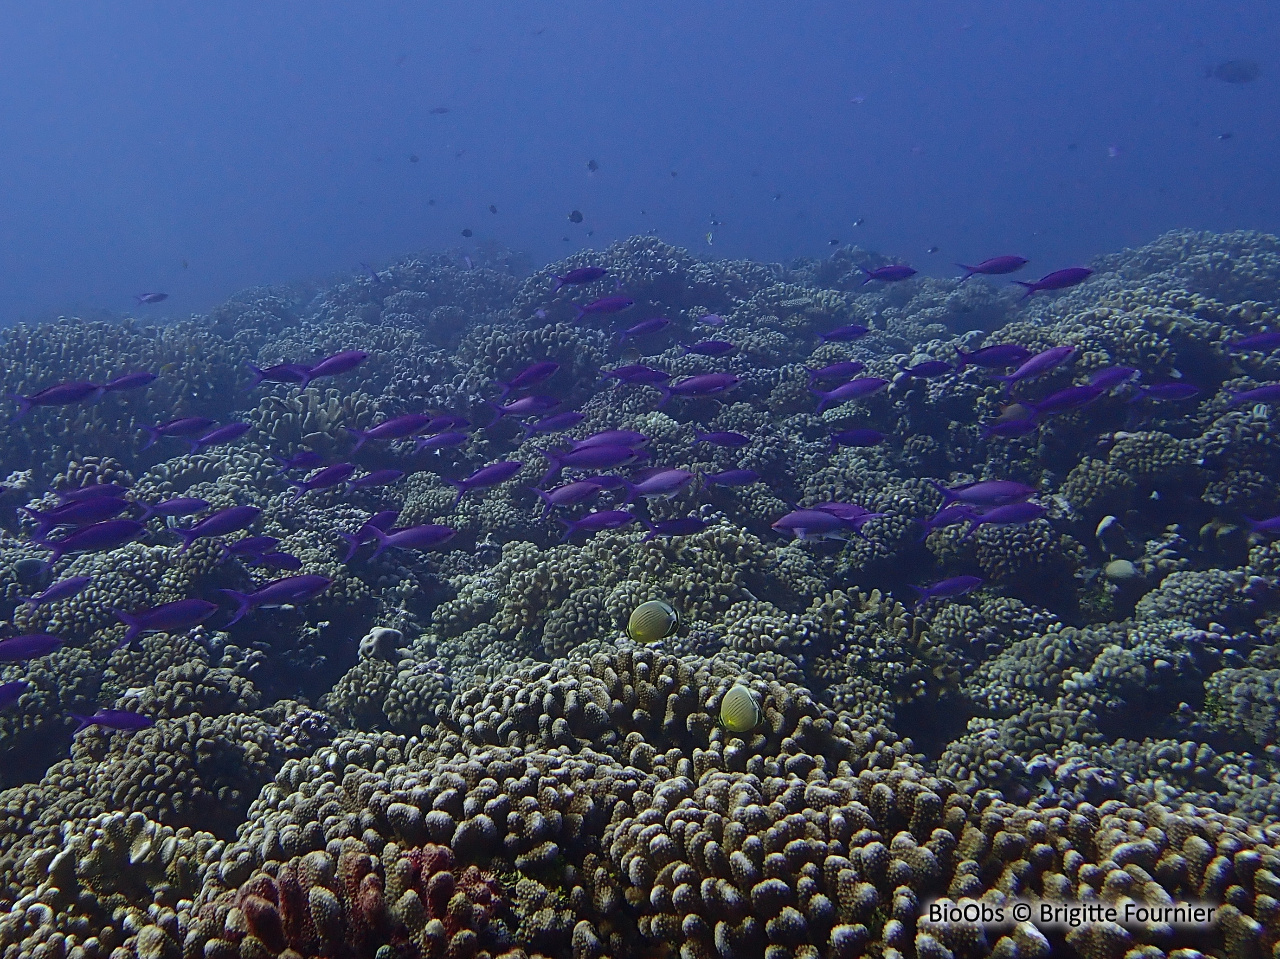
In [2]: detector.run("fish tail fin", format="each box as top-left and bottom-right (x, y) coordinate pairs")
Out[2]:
(519, 419), (537, 441)
(574, 305), (587, 321)
(860, 269), (873, 285)
(484, 399), (506, 421)
(925, 479), (957, 504)
(1013, 281), (1035, 298)
(70, 713), (95, 734)
(219, 589), (252, 627)
(445, 480), (467, 508)
(337, 532), (362, 563)
(139, 425), (161, 450)
(956, 264), (976, 283)
(297, 367), (314, 390)
(344, 427), (368, 454)
(136, 503), (157, 523)
(8, 395), (31, 422)
(115, 611), (140, 648)
(540, 453), (562, 486)
(556, 517), (577, 543)
(620, 482), (637, 506)
(656, 387), (672, 407)
(529, 487), (553, 518)
(244, 364), (266, 391)
(367, 526), (391, 560)
(174, 528), (199, 552)
(552, 276), (565, 292)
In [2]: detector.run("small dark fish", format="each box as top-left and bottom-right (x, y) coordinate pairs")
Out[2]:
(9, 381), (104, 421)
(138, 497), (210, 522)
(993, 346), (1076, 387)
(19, 576), (91, 607)
(273, 449), (326, 473)
(683, 340), (737, 357)
(1026, 384), (1105, 417)
(337, 510), (401, 562)
(911, 575), (984, 608)
(543, 444), (645, 483)
(0, 680), (28, 711)
(37, 519), (145, 564)
(643, 517), (708, 541)
(72, 709), (154, 734)
(1209, 59), (1260, 84)
(898, 360), (952, 378)
(703, 469), (761, 487)
(568, 210), (584, 224)
(694, 430), (750, 448)
(559, 509), (636, 541)
(499, 361), (560, 397)
(818, 324), (870, 342)
(142, 416), (216, 449)
(521, 411), (585, 438)
(658, 373), (742, 405)
(415, 430), (470, 453)
(22, 497), (131, 536)
(189, 422), (251, 454)
(174, 506), (261, 551)
(587, 159), (599, 172)
(575, 295), (634, 319)
(430, 106), (450, 114)
(102, 371), (157, 392)
(957, 256), (1028, 281)
(1015, 268), (1093, 297)
(290, 463), (357, 501)
(489, 204), (498, 214)
(462, 228), (473, 237)
(368, 524), (456, 558)
(246, 362), (311, 390)
(449, 461), (524, 504)
(348, 469), (404, 491)
(1229, 331), (1280, 352)
(771, 509), (852, 542)
(489, 395), (560, 420)
(553, 266), (607, 290)
(621, 317), (671, 340)
(259, 551), (302, 571)
(58, 482), (131, 503)
(963, 501), (1048, 536)
(569, 430), (649, 450)
(531, 479), (606, 516)
(929, 479), (1037, 507)
(1088, 366), (1140, 390)
(812, 377), (888, 413)
(1218, 132), (1233, 140)
(0, 634), (63, 662)
(807, 360), (865, 383)
(829, 239), (841, 246)
(831, 428), (885, 448)
(308, 350), (368, 380)
(116, 598), (218, 646)
(955, 344), (1032, 371)
(222, 574), (333, 626)
(1227, 384), (1280, 405)
(134, 293), (168, 304)
(600, 364), (670, 386)
(409, 154), (419, 163)
(624, 469), (696, 500)
(862, 264), (916, 284)
(1135, 383), (1202, 402)
(347, 413), (432, 452)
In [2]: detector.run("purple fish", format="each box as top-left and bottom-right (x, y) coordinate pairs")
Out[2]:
(59, 482), (131, 503)
(138, 497), (209, 522)
(1227, 384), (1280, 405)
(703, 469), (760, 487)
(488, 395), (561, 420)
(963, 501), (1049, 536)
(19, 575), (91, 607)
(260, 552), (302, 571)
(142, 416), (217, 449)
(818, 324), (870, 342)
(188, 422), (252, 454)
(522, 411), (586, 438)
(601, 364), (671, 386)
(134, 292), (168, 304)
(899, 360), (952, 378)
(348, 469), (404, 491)
(643, 517), (709, 541)
(911, 575), (984, 608)
(273, 449), (326, 473)
(1089, 366), (1141, 390)
(117, 598), (218, 646)
(807, 361), (866, 383)
(499, 361), (560, 398)
(337, 510), (401, 561)
(625, 469), (696, 501)
(246, 362), (311, 390)
(71, 709), (155, 734)
(290, 463), (357, 501)
(1015, 267), (1093, 297)
(576, 295), (634, 319)
(694, 430), (750, 448)
(543, 444), (645, 483)
(553, 266), (607, 291)
(1230, 331), (1280, 352)
(450, 461), (523, 504)
(221, 574), (332, 626)
(307, 350), (369, 381)
(368, 524), (456, 559)
(173, 506), (261, 551)
(812, 377), (888, 413)
(918, 504), (979, 535)
(1026, 384), (1104, 417)
(929, 479), (1037, 507)
(862, 264), (916, 284)
(0, 680), (28, 711)
(658, 373), (742, 406)
(1135, 383), (1202, 402)
(347, 413), (432, 452)
(415, 430), (470, 453)
(10, 381), (104, 421)
(620, 317), (671, 340)
(771, 509), (853, 542)
(1245, 515), (1280, 536)
(982, 417), (1040, 440)
(22, 497), (131, 537)
(810, 501), (887, 531)
(102, 371), (156, 392)
(570, 430), (649, 450)
(531, 480), (606, 516)
(559, 509), (637, 541)
(37, 520), (145, 564)
(423, 414), (470, 434)
(0, 634), (63, 662)
(957, 256), (1028, 281)
(683, 340), (737, 357)
(993, 346), (1076, 388)
(697, 313), (726, 327)
(831, 428), (885, 448)
(955, 344), (1032, 371)
(221, 535), (281, 564)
